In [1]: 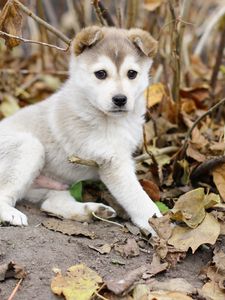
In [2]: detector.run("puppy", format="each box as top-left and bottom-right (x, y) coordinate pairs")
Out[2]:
(0, 26), (161, 234)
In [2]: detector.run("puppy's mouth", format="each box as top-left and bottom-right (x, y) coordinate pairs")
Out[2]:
(108, 109), (128, 113)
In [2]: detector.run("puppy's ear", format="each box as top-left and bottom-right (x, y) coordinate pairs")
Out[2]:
(72, 26), (104, 56)
(128, 29), (158, 57)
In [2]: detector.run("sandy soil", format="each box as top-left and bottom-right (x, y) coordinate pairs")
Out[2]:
(0, 202), (212, 300)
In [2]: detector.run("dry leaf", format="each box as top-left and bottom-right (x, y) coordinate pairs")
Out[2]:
(124, 222), (140, 235)
(171, 188), (206, 228)
(148, 278), (196, 294)
(0, 1), (23, 48)
(42, 218), (95, 239)
(0, 94), (20, 117)
(213, 249), (225, 272)
(140, 179), (161, 201)
(149, 215), (173, 240)
(51, 264), (102, 300)
(143, 254), (168, 279)
(145, 83), (166, 107)
(132, 284), (150, 299)
(145, 291), (193, 300)
(106, 265), (147, 295)
(88, 243), (111, 254)
(144, 0), (164, 11)
(186, 143), (206, 162)
(114, 238), (140, 258)
(0, 261), (26, 281)
(200, 282), (225, 300)
(168, 213), (220, 253)
(213, 163), (225, 201)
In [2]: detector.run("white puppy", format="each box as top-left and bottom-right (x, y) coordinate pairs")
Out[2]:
(0, 26), (161, 234)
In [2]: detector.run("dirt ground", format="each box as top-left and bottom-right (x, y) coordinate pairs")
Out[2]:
(0, 201), (214, 300)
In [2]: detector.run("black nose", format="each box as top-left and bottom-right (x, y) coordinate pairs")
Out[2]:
(112, 94), (127, 107)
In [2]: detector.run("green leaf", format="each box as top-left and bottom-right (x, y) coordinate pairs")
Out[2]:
(70, 182), (83, 202)
(155, 201), (170, 213)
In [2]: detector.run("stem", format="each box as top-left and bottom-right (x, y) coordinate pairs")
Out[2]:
(13, 0), (71, 45)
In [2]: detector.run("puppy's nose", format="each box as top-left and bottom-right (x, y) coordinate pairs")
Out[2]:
(112, 94), (127, 107)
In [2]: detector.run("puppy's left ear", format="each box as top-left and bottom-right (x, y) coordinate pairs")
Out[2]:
(128, 29), (158, 57)
(72, 26), (104, 56)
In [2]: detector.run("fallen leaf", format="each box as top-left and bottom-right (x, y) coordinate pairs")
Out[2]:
(200, 282), (225, 300)
(0, 261), (26, 281)
(155, 201), (170, 214)
(114, 238), (140, 258)
(132, 284), (150, 299)
(143, 254), (168, 279)
(213, 248), (225, 272)
(145, 291), (193, 300)
(88, 243), (111, 254)
(51, 264), (102, 300)
(42, 219), (95, 239)
(140, 179), (161, 201)
(213, 163), (225, 201)
(186, 143), (206, 162)
(149, 214), (173, 240)
(106, 265), (147, 295)
(171, 188), (206, 228)
(148, 278), (196, 294)
(145, 83), (166, 107)
(70, 181), (83, 202)
(124, 222), (140, 235)
(0, 94), (20, 117)
(0, 0), (23, 48)
(168, 213), (220, 253)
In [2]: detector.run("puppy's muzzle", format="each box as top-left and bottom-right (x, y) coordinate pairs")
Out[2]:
(112, 94), (127, 107)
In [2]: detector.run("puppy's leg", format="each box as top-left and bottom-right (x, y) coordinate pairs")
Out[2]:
(0, 133), (45, 226)
(41, 190), (116, 222)
(99, 157), (161, 235)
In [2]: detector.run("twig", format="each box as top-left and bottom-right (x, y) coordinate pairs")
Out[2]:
(194, 5), (225, 56)
(13, 0), (71, 45)
(94, 290), (109, 300)
(92, 212), (124, 228)
(92, 0), (105, 25)
(135, 146), (179, 163)
(176, 97), (225, 159)
(126, 0), (138, 29)
(210, 25), (225, 95)
(69, 155), (98, 167)
(97, 1), (115, 26)
(7, 278), (23, 300)
(0, 30), (70, 51)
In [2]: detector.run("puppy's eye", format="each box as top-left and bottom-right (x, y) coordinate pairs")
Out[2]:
(94, 70), (107, 80)
(127, 70), (138, 80)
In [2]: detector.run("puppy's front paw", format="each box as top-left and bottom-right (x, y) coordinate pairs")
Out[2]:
(85, 203), (117, 219)
(0, 203), (28, 226)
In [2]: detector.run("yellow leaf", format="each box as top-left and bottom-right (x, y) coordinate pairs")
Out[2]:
(213, 163), (225, 201)
(171, 188), (205, 228)
(51, 264), (102, 300)
(0, 95), (20, 117)
(200, 282), (225, 300)
(168, 213), (220, 253)
(145, 83), (166, 108)
(144, 0), (164, 11)
(145, 291), (193, 299)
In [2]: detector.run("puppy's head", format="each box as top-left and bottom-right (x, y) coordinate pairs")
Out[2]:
(70, 26), (158, 116)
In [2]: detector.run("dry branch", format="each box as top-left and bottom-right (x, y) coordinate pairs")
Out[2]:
(0, 30), (70, 51)
(13, 0), (71, 45)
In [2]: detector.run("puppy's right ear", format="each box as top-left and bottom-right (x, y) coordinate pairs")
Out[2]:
(72, 26), (104, 56)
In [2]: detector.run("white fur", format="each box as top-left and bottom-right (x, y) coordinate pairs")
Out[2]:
(0, 39), (161, 234)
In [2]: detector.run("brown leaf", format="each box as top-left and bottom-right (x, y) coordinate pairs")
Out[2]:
(42, 218), (96, 239)
(145, 291), (193, 299)
(145, 83), (166, 107)
(200, 282), (225, 300)
(106, 265), (147, 295)
(143, 254), (168, 279)
(88, 243), (111, 254)
(149, 215), (173, 240)
(0, 1), (23, 48)
(148, 278), (196, 294)
(0, 261), (26, 281)
(168, 213), (220, 253)
(140, 179), (161, 201)
(186, 143), (206, 162)
(114, 238), (140, 258)
(213, 163), (225, 201)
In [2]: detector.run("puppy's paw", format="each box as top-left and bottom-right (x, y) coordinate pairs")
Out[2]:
(85, 203), (117, 219)
(0, 203), (28, 226)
